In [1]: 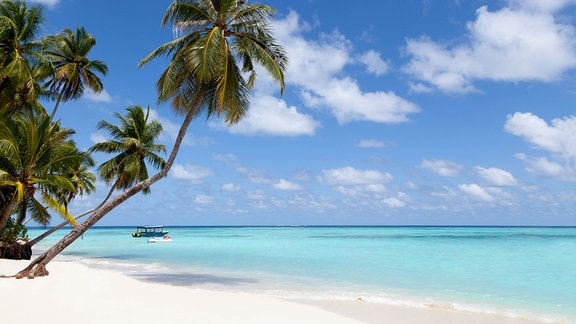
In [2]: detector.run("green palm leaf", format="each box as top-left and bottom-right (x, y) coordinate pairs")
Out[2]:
(140, 0), (287, 126)
(90, 106), (166, 195)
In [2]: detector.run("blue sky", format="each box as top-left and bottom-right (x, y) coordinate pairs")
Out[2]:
(29, 0), (576, 226)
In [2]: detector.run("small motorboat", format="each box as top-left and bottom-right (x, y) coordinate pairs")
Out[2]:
(132, 225), (168, 237)
(147, 235), (173, 243)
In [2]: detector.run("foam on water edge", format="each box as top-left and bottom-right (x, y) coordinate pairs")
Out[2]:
(49, 251), (568, 324)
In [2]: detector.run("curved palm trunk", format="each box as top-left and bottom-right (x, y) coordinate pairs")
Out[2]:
(27, 185), (117, 247)
(0, 195), (18, 232)
(16, 94), (202, 279)
(49, 95), (62, 120)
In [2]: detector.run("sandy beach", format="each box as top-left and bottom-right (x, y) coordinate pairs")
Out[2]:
(0, 259), (549, 324)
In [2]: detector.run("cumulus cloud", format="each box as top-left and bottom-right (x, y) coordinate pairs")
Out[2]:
(404, 1), (576, 93)
(319, 166), (392, 186)
(222, 183), (241, 192)
(420, 159), (464, 177)
(273, 179), (303, 191)
(84, 89), (113, 103)
(247, 189), (267, 200)
(474, 166), (518, 186)
(459, 183), (495, 202)
(274, 11), (419, 123)
(358, 50), (389, 76)
(505, 112), (576, 158)
(89, 132), (107, 144)
(505, 112), (576, 181)
(224, 94), (319, 136)
(515, 153), (568, 180)
(194, 194), (213, 204)
(382, 197), (406, 208)
(171, 163), (213, 182)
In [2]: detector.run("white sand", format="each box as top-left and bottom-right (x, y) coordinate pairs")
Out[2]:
(0, 260), (549, 324)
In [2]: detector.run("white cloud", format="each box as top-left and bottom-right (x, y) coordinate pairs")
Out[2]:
(273, 11), (419, 123)
(459, 183), (495, 202)
(89, 132), (107, 144)
(28, 0), (58, 8)
(505, 112), (576, 158)
(505, 112), (576, 181)
(404, 1), (576, 93)
(194, 194), (213, 204)
(224, 94), (319, 136)
(474, 166), (518, 186)
(420, 159), (464, 177)
(84, 89), (113, 103)
(171, 163), (213, 182)
(382, 197), (406, 208)
(335, 183), (387, 197)
(515, 153), (568, 180)
(273, 179), (303, 191)
(247, 190), (267, 200)
(319, 167), (392, 186)
(356, 139), (387, 148)
(358, 50), (389, 76)
(222, 183), (241, 192)
(510, 0), (574, 13)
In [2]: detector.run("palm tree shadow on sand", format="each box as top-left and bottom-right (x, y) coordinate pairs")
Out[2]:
(129, 271), (259, 287)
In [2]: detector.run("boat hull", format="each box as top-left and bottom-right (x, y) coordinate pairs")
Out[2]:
(147, 236), (173, 243)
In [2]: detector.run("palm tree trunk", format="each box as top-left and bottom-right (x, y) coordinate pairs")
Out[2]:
(27, 185), (117, 247)
(16, 93), (203, 279)
(49, 95), (62, 120)
(15, 197), (28, 225)
(0, 195), (17, 233)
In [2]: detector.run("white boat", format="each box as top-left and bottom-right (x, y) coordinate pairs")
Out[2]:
(147, 235), (173, 243)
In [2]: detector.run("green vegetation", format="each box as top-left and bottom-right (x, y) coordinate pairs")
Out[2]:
(0, 217), (27, 244)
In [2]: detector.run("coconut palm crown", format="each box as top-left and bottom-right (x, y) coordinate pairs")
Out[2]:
(0, 0), (50, 114)
(44, 27), (108, 119)
(0, 112), (94, 230)
(89, 105), (166, 195)
(139, 0), (287, 125)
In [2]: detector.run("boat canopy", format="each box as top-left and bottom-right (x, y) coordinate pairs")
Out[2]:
(132, 225), (168, 237)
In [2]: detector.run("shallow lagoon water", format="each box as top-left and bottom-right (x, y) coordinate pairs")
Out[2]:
(29, 226), (576, 322)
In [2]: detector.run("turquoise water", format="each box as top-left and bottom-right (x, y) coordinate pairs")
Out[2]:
(29, 226), (576, 322)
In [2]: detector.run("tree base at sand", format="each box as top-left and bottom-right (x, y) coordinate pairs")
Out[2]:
(15, 263), (48, 279)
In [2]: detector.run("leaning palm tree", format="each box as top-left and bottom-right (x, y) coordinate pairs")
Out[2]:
(0, 0), (50, 115)
(44, 27), (108, 120)
(139, 0), (286, 123)
(16, 0), (286, 278)
(89, 105), (166, 195)
(0, 111), (94, 232)
(27, 106), (164, 247)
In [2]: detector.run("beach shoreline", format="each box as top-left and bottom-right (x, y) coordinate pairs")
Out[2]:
(0, 259), (551, 324)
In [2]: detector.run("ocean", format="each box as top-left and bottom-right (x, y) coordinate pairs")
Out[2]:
(27, 226), (576, 322)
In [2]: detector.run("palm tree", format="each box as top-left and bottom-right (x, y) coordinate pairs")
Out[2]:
(44, 27), (108, 120)
(90, 105), (166, 194)
(0, 111), (94, 232)
(26, 105), (165, 248)
(139, 0), (286, 123)
(23, 105), (166, 250)
(0, 0), (50, 115)
(16, 0), (286, 278)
